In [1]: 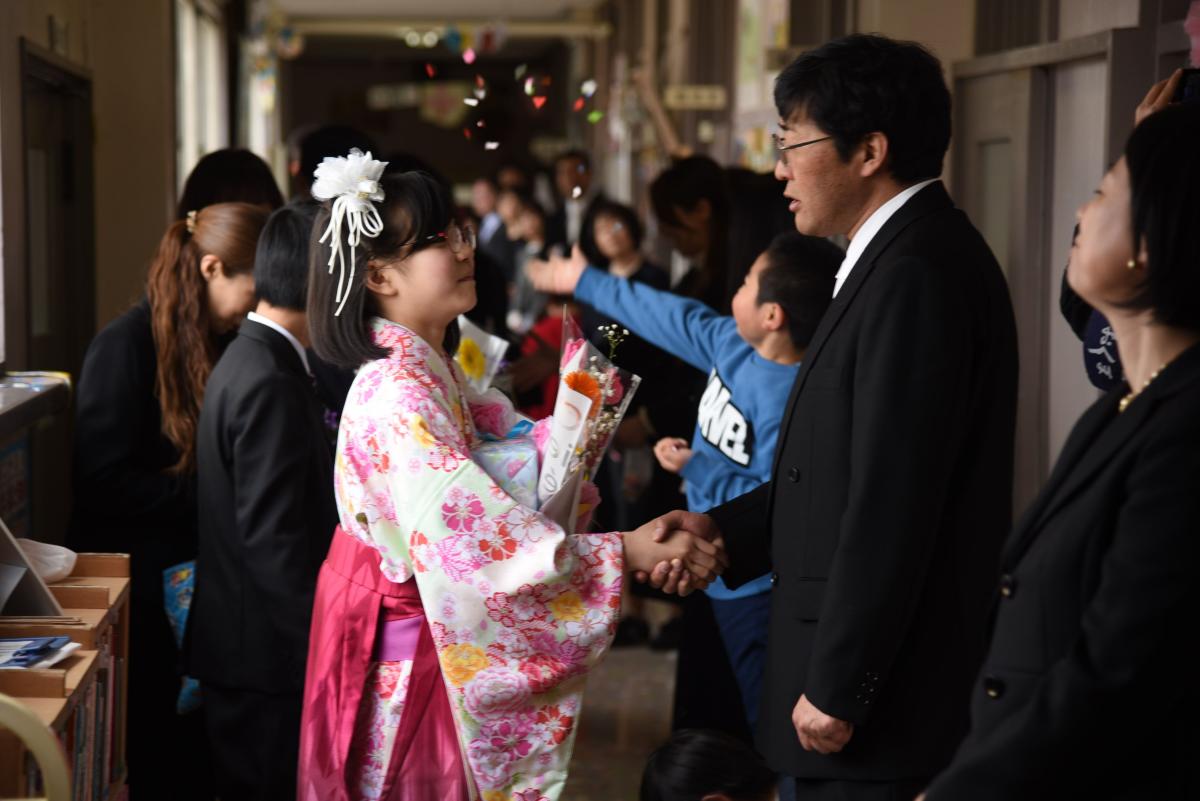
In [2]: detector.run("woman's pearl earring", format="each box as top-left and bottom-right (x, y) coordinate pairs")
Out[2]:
(1126, 259), (1137, 270)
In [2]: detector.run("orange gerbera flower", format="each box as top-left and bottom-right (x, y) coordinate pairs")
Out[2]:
(563, 370), (602, 417)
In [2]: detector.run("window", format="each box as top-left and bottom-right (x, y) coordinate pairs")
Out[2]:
(175, 0), (229, 193)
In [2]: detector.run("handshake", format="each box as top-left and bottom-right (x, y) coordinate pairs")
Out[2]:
(621, 510), (726, 596)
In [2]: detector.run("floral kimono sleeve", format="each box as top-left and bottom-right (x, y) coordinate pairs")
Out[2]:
(384, 383), (623, 801)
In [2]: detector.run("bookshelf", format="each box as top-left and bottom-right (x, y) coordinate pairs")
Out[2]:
(0, 553), (130, 800)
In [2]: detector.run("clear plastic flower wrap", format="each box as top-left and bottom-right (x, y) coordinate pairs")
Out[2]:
(535, 311), (641, 526)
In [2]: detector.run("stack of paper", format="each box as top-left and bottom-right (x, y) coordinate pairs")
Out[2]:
(0, 635), (81, 669)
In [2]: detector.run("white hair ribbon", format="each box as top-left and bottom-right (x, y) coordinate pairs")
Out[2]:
(311, 148), (389, 316)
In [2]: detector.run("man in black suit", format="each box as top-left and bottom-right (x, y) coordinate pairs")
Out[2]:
(547, 149), (606, 267)
(190, 202), (338, 801)
(650, 35), (1019, 800)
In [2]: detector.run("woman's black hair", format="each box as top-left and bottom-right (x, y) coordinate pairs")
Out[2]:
(254, 201), (321, 312)
(757, 232), (844, 349)
(774, 34), (951, 184)
(307, 170), (460, 369)
(176, 148), (284, 220)
(1124, 102), (1200, 331)
(640, 729), (776, 801)
(650, 156), (731, 311)
(591, 199), (644, 250)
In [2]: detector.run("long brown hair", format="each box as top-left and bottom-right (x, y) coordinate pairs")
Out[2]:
(146, 201), (268, 472)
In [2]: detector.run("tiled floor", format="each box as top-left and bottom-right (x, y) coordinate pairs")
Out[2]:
(562, 645), (676, 800)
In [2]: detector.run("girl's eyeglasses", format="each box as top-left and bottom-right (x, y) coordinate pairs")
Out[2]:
(402, 221), (477, 255)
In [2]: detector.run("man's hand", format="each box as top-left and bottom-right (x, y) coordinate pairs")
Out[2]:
(631, 510), (724, 594)
(527, 244), (588, 295)
(622, 516), (726, 594)
(792, 694), (853, 754)
(654, 437), (693, 473)
(1135, 68), (1182, 126)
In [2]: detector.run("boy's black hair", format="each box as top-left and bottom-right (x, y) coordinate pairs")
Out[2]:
(254, 201), (321, 312)
(640, 729), (776, 801)
(756, 232), (843, 348)
(774, 34), (951, 183)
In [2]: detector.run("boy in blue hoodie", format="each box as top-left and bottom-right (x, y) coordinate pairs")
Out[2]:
(529, 231), (842, 728)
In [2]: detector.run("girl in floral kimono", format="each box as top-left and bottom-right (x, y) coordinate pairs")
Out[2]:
(297, 157), (724, 801)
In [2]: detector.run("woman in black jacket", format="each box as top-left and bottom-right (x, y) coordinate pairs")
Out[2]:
(69, 199), (270, 799)
(922, 91), (1200, 801)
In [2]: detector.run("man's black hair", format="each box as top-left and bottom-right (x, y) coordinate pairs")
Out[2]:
(774, 34), (951, 183)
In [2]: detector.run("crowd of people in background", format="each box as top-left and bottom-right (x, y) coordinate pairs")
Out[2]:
(63, 31), (1200, 801)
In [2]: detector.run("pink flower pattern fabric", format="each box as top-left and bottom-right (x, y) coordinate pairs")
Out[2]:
(334, 318), (624, 799)
(347, 660), (415, 801)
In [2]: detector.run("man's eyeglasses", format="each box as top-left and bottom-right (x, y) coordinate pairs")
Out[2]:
(402, 221), (477, 256)
(771, 133), (832, 164)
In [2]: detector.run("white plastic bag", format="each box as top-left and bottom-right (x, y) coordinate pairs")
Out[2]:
(16, 539), (77, 583)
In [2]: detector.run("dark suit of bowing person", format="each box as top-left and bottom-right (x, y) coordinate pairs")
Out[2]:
(921, 87), (1200, 801)
(189, 202), (337, 801)
(646, 36), (1018, 800)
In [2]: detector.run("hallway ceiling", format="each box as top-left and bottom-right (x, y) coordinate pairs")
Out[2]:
(274, 0), (603, 20)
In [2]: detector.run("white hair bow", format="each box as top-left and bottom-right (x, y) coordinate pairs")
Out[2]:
(311, 148), (389, 316)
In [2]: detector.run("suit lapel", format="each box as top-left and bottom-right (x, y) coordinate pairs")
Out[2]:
(771, 182), (954, 476)
(1003, 342), (1200, 567)
(1000, 392), (1122, 566)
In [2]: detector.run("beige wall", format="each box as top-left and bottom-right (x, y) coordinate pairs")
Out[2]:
(0, 0), (174, 371)
(89, 0), (176, 329)
(1058, 0), (1140, 39)
(854, 0), (976, 66)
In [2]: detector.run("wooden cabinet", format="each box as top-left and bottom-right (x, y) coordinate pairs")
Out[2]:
(0, 553), (130, 800)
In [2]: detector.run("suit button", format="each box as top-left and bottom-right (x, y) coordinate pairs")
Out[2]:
(982, 676), (1005, 699)
(770, 572), (779, 586)
(999, 574), (1016, 599)
(787, 467), (801, 483)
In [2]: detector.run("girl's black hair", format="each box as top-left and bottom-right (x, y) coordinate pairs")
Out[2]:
(591, 199), (644, 250)
(307, 170), (460, 369)
(640, 729), (776, 801)
(1123, 102), (1200, 331)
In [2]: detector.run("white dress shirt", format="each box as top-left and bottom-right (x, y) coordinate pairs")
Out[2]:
(247, 311), (311, 376)
(832, 178), (940, 297)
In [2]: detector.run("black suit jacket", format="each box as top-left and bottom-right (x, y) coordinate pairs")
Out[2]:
(926, 343), (1200, 801)
(710, 182), (1019, 780)
(189, 319), (337, 693)
(548, 192), (606, 267)
(68, 300), (198, 605)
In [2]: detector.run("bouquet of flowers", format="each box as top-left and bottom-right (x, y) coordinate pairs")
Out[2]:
(454, 315), (510, 393)
(535, 314), (641, 529)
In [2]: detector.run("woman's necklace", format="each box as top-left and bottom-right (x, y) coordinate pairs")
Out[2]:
(1118, 361), (1169, 413)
